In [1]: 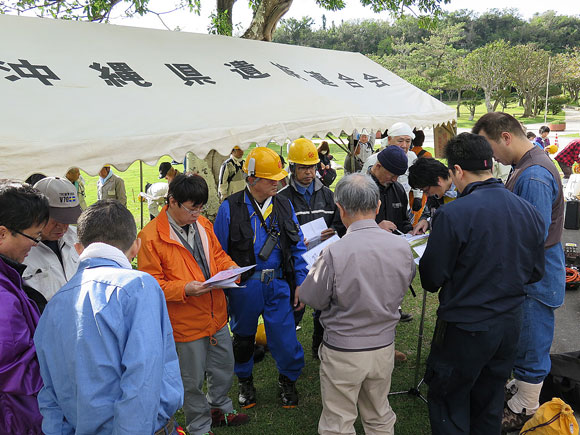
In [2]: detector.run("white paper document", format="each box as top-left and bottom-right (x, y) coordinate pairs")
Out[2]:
(402, 233), (429, 244)
(300, 217), (328, 250)
(302, 235), (340, 270)
(412, 244), (427, 265)
(203, 265), (256, 289)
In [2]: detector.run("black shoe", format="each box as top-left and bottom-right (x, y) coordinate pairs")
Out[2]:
(501, 403), (533, 433)
(238, 376), (256, 409)
(253, 344), (266, 364)
(278, 374), (299, 408)
(399, 309), (413, 322)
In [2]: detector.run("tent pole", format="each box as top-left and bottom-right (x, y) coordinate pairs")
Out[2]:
(139, 160), (144, 230)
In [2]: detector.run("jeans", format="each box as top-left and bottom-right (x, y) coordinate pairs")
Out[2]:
(513, 296), (556, 384)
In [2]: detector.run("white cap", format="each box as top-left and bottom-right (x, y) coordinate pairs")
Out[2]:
(388, 122), (415, 140)
(33, 177), (82, 224)
(360, 128), (370, 136)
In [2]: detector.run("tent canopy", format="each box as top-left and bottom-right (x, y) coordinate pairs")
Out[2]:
(0, 14), (455, 178)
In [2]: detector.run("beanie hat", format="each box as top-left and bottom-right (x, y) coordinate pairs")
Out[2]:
(377, 146), (408, 176)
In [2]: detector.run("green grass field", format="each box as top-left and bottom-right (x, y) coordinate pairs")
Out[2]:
(80, 145), (436, 434)
(448, 101), (565, 129)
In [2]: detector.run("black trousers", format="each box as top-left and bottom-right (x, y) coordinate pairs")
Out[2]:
(425, 309), (522, 435)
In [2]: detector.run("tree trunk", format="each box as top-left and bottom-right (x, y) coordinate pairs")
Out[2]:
(456, 91), (462, 118)
(484, 89), (493, 113)
(217, 0), (236, 35)
(492, 98), (501, 112)
(242, 0), (293, 41)
(523, 94), (534, 117)
(469, 106), (476, 121)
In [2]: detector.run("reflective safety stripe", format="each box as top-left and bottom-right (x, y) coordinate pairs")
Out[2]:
(294, 209), (334, 216)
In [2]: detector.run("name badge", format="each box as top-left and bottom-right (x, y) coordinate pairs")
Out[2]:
(107, 189), (116, 196)
(392, 203), (402, 209)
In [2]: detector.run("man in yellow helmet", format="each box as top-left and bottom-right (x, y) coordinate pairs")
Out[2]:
(278, 138), (345, 359)
(214, 146), (308, 410)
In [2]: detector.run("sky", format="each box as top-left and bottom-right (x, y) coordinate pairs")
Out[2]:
(108, 0), (580, 35)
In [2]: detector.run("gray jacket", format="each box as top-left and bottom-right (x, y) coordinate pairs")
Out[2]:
(299, 219), (415, 350)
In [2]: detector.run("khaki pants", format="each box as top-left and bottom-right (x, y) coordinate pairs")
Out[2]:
(318, 343), (396, 435)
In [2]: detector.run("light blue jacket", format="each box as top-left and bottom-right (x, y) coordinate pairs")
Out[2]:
(34, 257), (183, 434)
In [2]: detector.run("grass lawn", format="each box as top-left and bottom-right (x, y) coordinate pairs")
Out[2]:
(81, 144), (436, 434)
(447, 101), (565, 129)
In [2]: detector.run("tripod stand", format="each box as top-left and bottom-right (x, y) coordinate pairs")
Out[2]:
(389, 285), (429, 404)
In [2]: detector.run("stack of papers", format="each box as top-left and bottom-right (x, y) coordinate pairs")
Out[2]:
(203, 265), (255, 289)
(300, 217), (328, 250)
(302, 235), (340, 270)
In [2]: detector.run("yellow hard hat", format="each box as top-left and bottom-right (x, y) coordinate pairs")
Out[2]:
(233, 146), (241, 150)
(287, 138), (320, 165)
(545, 144), (558, 154)
(243, 147), (288, 181)
(255, 323), (267, 346)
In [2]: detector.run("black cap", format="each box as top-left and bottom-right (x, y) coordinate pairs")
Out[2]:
(159, 162), (172, 179)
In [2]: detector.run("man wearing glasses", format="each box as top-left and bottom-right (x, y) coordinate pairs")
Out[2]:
(278, 138), (345, 358)
(23, 177), (82, 306)
(138, 173), (248, 435)
(0, 180), (49, 434)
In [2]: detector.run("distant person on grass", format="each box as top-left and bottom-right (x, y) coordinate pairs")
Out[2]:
(300, 173), (415, 435)
(34, 200), (184, 434)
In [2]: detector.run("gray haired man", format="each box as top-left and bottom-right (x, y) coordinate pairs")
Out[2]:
(298, 173), (416, 435)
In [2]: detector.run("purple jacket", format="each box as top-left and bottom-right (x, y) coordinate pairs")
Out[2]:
(0, 255), (43, 434)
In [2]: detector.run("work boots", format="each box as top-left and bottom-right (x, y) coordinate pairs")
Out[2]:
(278, 374), (299, 408)
(238, 375), (257, 409)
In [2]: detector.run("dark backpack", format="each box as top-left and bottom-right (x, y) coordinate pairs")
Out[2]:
(540, 351), (580, 410)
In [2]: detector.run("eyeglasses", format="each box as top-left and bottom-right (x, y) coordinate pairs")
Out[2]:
(180, 203), (207, 215)
(296, 164), (317, 172)
(12, 229), (42, 244)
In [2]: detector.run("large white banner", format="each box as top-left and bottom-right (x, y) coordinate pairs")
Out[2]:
(0, 14), (455, 178)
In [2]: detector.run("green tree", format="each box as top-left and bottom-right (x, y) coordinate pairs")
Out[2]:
(555, 49), (580, 104)
(461, 40), (511, 113)
(0, 0), (450, 41)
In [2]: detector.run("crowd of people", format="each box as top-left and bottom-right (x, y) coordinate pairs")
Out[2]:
(0, 113), (567, 435)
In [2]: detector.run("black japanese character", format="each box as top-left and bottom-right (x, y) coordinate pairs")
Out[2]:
(363, 73), (390, 88)
(304, 70), (338, 87)
(338, 73), (363, 88)
(165, 64), (216, 86)
(224, 60), (270, 80)
(0, 59), (60, 86)
(270, 62), (306, 80)
(89, 62), (152, 87)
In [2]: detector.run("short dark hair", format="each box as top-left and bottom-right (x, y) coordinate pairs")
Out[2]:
(526, 131), (536, 140)
(408, 158), (450, 189)
(77, 200), (136, 252)
(168, 173), (208, 206)
(444, 133), (493, 175)
(472, 112), (527, 141)
(412, 129), (425, 148)
(539, 125), (550, 134)
(0, 180), (49, 232)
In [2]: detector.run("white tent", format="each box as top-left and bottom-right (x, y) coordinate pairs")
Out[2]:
(0, 14), (455, 179)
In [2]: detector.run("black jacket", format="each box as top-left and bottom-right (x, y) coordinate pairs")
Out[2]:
(419, 179), (545, 325)
(278, 177), (346, 237)
(371, 174), (413, 234)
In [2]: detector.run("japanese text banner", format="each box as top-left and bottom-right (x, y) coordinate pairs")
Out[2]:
(0, 14), (455, 178)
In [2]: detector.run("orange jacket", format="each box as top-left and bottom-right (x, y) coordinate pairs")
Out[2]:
(137, 206), (237, 342)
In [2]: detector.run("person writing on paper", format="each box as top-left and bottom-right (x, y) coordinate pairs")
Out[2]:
(419, 133), (545, 435)
(370, 146), (413, 234)
(214, 147), (308, 409)
(138, 173), (249, 435)
(408, 158), (457, 235)
(278, 138), (345, 358)
(299, 173), (415, 435)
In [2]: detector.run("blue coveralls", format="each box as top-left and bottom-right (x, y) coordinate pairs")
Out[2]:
(214, 193), (308, 381)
